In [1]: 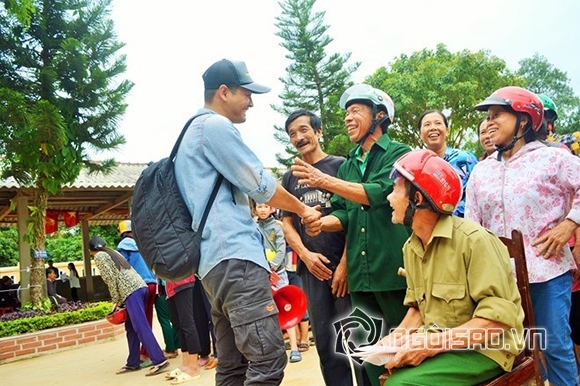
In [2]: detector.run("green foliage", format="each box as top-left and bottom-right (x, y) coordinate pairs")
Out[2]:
(0, 301), (112, 337)
(0, 0), (131, 188)
(0, 227), (19, 267)
(45, 224), (119, 262)
(273, 0), (359, 165)
(365, 44), (524, 150)
(517, 53), (580, 134)
(0, 0), (132, 305)
(46, 230), (84, 262)
(1, 0), (35, 26)
(0, 224), (118, 267)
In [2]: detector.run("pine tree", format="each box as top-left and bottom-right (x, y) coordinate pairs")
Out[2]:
(0, 0), (132, 307)
(273, 0), (359, 165)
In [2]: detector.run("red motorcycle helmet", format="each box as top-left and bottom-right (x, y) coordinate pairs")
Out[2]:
(474, 86), (544, 132)
(106, 307), (127, 325)
(392, 149), (461, 214)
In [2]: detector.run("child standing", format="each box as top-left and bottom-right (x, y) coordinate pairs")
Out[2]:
(254, 202), (304, 363)
(254, 202), (289, 288)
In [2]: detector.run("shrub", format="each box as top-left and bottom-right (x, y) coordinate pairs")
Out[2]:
(0, 301), (112, 338)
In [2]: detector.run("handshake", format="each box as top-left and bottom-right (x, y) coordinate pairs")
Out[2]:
(299, 205), (323, 237)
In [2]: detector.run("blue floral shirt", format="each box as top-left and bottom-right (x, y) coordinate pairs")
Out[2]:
(443, 147), (478, 217)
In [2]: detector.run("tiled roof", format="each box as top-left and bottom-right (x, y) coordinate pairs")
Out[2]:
(0, 163), (149, 227)
(0, 163), (285, 227)
(0, 162), (148, 189)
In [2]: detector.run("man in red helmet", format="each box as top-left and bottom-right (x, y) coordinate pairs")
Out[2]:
(377, 149), (524, 385)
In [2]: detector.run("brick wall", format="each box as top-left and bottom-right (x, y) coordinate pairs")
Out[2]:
(0, 319), (124, 364)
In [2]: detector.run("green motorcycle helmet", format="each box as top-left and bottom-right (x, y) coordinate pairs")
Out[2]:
(537, 93), (558, 121)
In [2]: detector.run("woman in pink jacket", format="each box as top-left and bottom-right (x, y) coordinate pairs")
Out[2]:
(465, 86), (580, 385)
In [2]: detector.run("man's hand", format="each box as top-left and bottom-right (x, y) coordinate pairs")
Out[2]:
(301, 205), (322, 236)
(331, 258), (348, 297)
(385, 334), (436, 374)
(291, 158), (329, 188)
(302, 250), (333, 281)
(532, 219), (577, 258)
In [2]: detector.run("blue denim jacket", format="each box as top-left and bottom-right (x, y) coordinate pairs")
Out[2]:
(174, 109), (277, 279)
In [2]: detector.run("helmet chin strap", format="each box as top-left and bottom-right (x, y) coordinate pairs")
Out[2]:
(403, 201), (417, 228)
(357, 105), (389, 147)
(495, 115), (528, 160)
(403, 200), (431, 228)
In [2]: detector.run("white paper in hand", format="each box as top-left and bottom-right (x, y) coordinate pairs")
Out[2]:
(351, 345), (399, 366)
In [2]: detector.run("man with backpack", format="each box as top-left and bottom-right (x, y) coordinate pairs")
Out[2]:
(173, 58), (321, 385)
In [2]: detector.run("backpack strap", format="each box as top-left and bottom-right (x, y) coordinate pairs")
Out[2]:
(169, 113), (205, 159)
(170, 113), (223, 234)
(197, 174), (223, 233)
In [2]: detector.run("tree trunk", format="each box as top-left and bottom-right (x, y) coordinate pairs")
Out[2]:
(29, 187), (49, 308)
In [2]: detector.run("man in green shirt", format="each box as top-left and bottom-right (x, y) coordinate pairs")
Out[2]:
(292, 84), (411, 385)
(380, 149), (524, 385)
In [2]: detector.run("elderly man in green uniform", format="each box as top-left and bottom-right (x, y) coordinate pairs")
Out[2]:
(292, 84), (412, 385)
(379, 149), (524, 385)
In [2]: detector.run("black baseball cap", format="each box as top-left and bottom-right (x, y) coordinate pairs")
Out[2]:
(203, 59), (270, 94)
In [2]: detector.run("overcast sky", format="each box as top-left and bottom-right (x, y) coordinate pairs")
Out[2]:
(103, 0), (580, 167)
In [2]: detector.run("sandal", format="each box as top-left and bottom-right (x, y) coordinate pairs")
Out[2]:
(140, 360), (153, 368)
(170, 372), (201, 384)
(289, 350), (302, 363)
(145, 360), (170, 376)
(165, 368), (182, 379)
(116, 365), (140, 374)
(298, 342), (310, 352)
(204, 358), (218, 370)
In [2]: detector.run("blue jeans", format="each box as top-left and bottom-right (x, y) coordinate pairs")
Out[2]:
(301, 268), (364, 385)
(530, 271), (579, 386)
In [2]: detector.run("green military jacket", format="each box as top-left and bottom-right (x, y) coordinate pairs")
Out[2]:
(403, 215), (525, 371)
(331, 134), (411, 292)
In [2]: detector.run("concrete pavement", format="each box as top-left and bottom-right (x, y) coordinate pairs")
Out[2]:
(0, 317), (326, 386)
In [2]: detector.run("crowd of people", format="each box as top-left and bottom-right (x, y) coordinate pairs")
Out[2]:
(162, 58), (578, 386)
(7, 57), (578, 386)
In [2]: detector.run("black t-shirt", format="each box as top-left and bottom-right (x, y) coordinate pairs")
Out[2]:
(281, 155), (346, 275)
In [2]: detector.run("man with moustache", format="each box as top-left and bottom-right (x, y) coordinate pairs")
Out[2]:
(281, 109), (362, 385)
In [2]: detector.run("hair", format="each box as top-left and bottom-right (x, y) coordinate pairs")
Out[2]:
(103, 248), (132, 270)
(251, 199), (273, 218)
(47, 259), (54, 264)
(89, 236), (132, 270)
(204, 85), (241, 104)
(404, 179), (435, 212)
(204, 89), (216, 103)
(544, 109), (557, 124)
(476, 117), (487, 135)
(284, 109), (322, 133)
(68, 262), (79, 278)
(416, 109), (448, 130)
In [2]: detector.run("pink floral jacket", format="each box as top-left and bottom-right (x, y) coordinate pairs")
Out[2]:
(465, 141), (580, 283)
